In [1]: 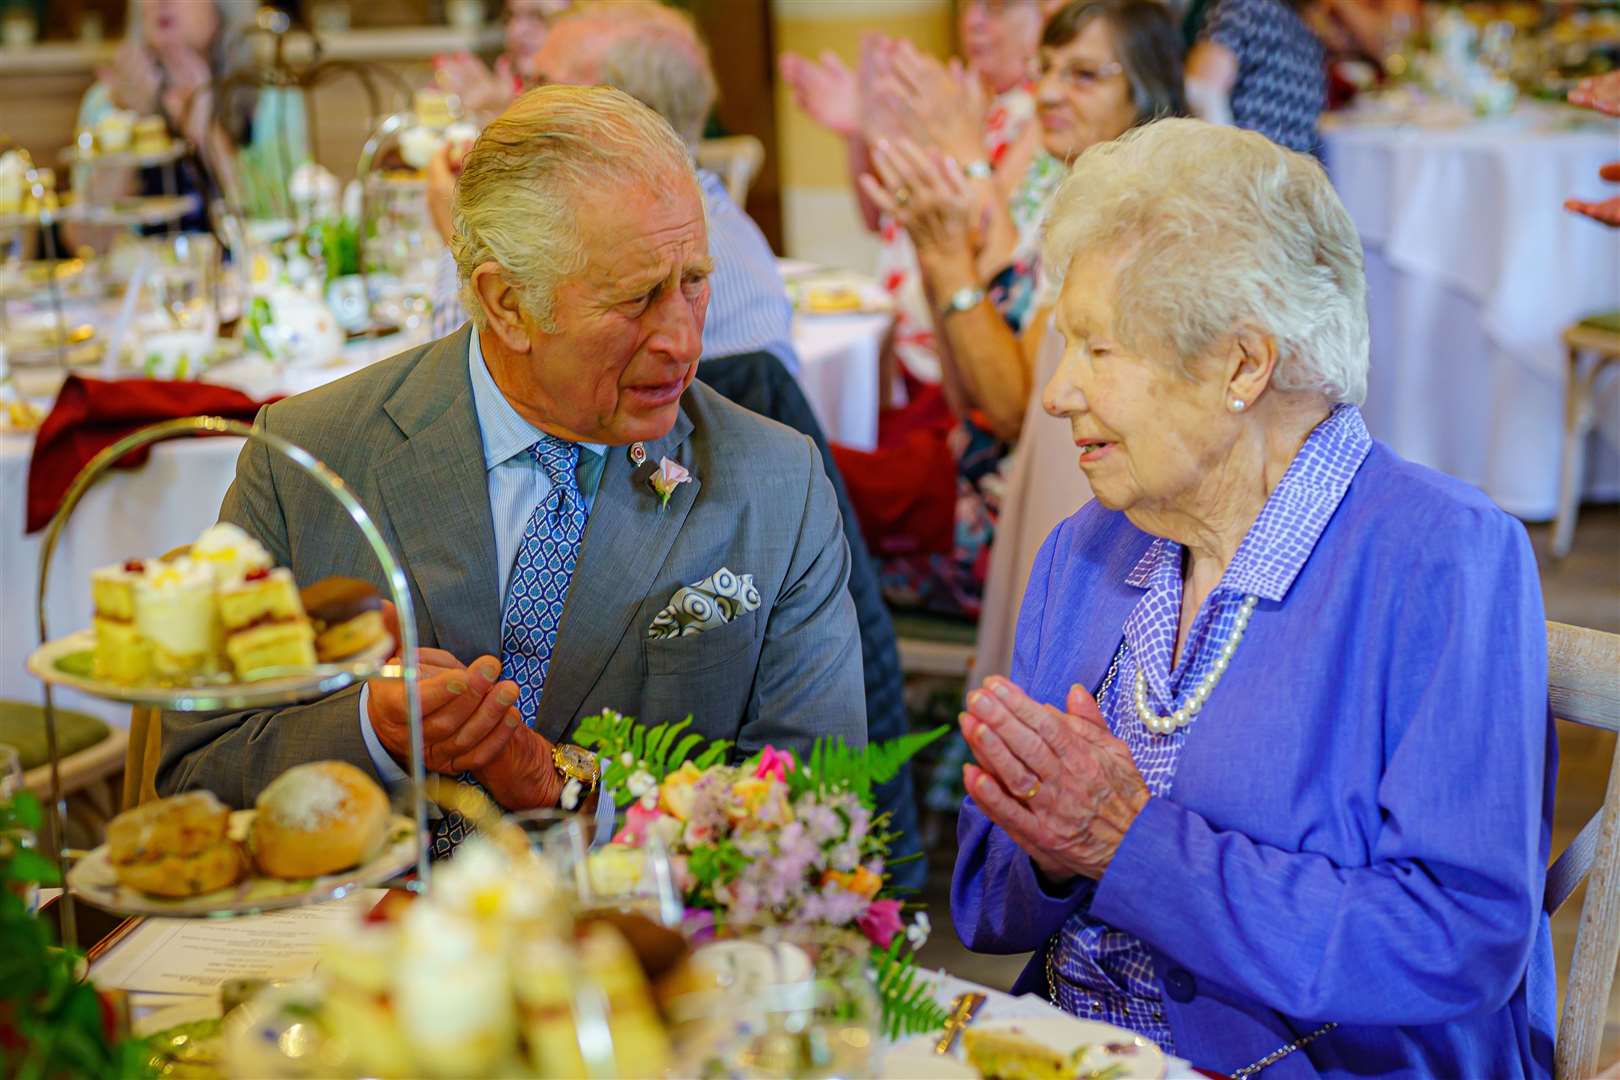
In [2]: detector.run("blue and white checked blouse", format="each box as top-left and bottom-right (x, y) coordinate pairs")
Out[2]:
(1048, 404), (1373, 1051)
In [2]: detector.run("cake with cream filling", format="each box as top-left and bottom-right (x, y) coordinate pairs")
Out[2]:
(133, 557), (222, 679)
(91, 559), (152, 683)
(191, 522), (272, 587)
(219, 567), (316, 679)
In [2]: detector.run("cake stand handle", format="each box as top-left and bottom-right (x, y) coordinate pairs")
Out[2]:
(34, 415), (430, 950)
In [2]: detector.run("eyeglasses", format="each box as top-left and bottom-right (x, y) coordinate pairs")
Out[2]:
(1031, 56), (1125, 91)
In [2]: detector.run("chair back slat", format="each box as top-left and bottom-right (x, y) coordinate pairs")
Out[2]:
(1549, 621), (1620, 1079)
(1548, 621), (1620, 733)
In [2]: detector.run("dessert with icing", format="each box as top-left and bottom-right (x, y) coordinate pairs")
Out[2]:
(249, 761), (389, 879)
(91, 559), (153, 684)
(191, 522), (272, 586)
(134, 556), (222, 679)
(219, 567), (317, 679)
(300, 576), (387, 662)
(86, 524), (381, 685)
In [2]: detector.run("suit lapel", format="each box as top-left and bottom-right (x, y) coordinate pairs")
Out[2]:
(373, 327), (503, 659)
(537, 410), (697, 741)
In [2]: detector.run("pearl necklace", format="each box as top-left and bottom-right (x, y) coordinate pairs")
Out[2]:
(1134, 593), (1259, 736)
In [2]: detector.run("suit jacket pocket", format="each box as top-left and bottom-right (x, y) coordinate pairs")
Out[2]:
(645, 608), (759, 676)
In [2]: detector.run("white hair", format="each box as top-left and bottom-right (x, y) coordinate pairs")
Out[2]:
(1042, 118), (1369, 405)
(451, 84), (696, 332)
(568, 1), (717, 150)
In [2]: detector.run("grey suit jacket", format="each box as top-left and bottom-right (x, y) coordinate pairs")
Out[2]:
(158, 327), (866, 805)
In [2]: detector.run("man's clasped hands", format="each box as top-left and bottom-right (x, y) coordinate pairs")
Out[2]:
(367, 603), (564, 810)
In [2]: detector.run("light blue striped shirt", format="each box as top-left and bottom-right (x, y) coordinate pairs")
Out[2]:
(693, 169), (798, 371)
(429, 169), (797, 372)
(359, 330), (605, 784)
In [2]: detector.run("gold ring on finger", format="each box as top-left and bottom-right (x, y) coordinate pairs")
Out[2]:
(894, 187), (912, 206)
(1018, 777), (1040, 801)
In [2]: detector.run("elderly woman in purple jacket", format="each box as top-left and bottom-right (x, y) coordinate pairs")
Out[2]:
(951, 118), (1556, 1078)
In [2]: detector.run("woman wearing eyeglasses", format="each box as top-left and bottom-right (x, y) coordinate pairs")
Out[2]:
(840, 0), (1185, 627)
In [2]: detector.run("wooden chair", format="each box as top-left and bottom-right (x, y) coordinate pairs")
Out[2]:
(695, 135), (765, 207)
(1546, 621), (1620, 1079)
(1554, 316), (1620, 558)
(123, 706), (163, 811)
(21, 727), (128, 851)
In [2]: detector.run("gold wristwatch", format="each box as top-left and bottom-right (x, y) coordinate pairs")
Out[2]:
(553, 744), (600, 793)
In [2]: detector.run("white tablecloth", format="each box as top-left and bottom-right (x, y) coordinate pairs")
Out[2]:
(1, 314), (885, 722)
(1323, 104), (1620, 519)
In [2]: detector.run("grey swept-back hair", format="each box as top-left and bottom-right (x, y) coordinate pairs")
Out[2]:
(451, 84), (695, 332)
(1043, 118), (1369, 404)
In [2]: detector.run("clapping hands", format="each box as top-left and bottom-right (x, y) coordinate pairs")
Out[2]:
(1566, 73), (1620, 228)
(859, 138), (980, 263)
(435, 52), (518, 117)
(779, 49), (861, 138)
(960, 677), (1150, 882)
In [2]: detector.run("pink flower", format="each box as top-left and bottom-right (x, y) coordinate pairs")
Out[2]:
(649, 457), (692, 510)
(753, 746), (797, 783)
(613, 800), (665, 846)
(857, 898), (904, 947)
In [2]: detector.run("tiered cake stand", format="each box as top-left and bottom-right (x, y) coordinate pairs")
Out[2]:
(2, 151), (198, 376)
(25, 416), (430, 948)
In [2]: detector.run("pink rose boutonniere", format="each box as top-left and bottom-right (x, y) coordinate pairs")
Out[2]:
(649, 457), (692, 511)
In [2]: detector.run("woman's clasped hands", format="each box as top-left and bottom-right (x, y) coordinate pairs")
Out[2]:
(960, 676), (1150, 883)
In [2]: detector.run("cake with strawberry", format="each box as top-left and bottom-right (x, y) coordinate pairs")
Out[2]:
(219, 567), (317, 679)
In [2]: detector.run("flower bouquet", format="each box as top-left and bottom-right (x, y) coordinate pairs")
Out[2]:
(571, 711), (951, 1039)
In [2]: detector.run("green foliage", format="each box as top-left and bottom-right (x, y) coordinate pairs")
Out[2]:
(0, 790), (153, 1079)
(790, 725), (952, 807)
(573, 710), (732, 807)
(871, 935), (950, 1040)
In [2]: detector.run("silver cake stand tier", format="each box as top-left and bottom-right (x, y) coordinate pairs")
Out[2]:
(30, 415), (430, 948)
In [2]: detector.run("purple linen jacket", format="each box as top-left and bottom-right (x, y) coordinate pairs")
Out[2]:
(952, 441), (1557, 1078)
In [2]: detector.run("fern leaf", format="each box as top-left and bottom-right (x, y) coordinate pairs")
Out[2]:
(872, 937), (949, 1040)
(693, 740), (730, 770)
(668, 733), (704, 770)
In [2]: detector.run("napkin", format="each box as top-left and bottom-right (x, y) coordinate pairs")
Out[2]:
(26, 375), (279, 533)
(648, 566), (761, 639)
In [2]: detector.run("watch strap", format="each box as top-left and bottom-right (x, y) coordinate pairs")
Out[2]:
(940, 286), (987, 320)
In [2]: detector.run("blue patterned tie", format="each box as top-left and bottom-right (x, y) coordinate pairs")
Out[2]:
(430, 435), (587, 858)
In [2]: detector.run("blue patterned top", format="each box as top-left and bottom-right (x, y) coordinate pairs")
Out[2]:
(1048, 404), (1372, 1050)
(1205, 0), (1325, 156)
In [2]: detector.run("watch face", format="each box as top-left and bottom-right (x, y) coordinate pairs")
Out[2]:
(556, 744), (599, 782)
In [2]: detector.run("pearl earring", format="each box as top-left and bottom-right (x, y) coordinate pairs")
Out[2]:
(1230, 399), (1245, 412)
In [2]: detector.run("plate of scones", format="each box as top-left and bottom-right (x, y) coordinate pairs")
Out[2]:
(28, 523), (394, 710)
(68, 761), (417, 917)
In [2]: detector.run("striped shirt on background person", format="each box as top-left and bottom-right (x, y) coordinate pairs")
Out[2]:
(428, 169), (798, 372)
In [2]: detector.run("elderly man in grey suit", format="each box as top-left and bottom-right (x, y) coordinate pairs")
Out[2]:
(158, 86), (865, 845)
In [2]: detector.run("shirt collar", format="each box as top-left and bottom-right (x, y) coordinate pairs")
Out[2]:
(467, 328), (605, 472)
(1124, 404), (1373, 603)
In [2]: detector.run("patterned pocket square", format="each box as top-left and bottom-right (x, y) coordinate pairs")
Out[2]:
(648, 566), (761, 640)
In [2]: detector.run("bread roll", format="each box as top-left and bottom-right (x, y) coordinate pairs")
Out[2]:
(251, 761), (389, 879)
(113, 840), (245, 898)
(107, 791), (231, 864)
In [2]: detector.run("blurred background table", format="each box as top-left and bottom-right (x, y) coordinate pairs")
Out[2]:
(1323, 101), (1620, 520)
(0, 305), (886, 725)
